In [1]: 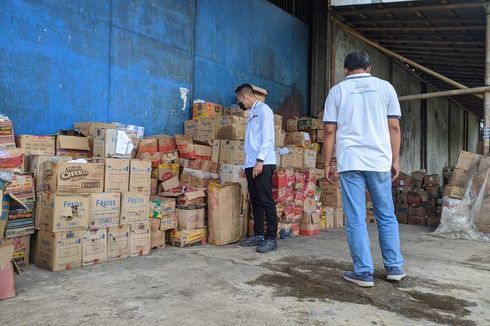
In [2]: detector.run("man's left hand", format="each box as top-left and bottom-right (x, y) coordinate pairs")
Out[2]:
(253, 161), (263, 178)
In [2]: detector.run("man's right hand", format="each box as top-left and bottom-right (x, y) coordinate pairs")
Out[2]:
(325, 165), (333, 183)
(391, 161), (400, 181)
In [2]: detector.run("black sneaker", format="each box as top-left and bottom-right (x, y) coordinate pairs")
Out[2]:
(240, 235), (264, 247)
(256, 239), (278, 253)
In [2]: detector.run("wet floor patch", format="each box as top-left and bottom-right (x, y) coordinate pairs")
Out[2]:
(247, 256), (476, 326)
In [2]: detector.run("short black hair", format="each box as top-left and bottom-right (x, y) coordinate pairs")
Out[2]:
(235, 83), (254, 95)
(344, 50), (370, 71)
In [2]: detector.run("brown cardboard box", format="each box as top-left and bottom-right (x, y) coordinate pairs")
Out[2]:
(161, 213), (178, 230)
(175, 134), (194, 156)
(448, 168), (469, 188)
(129, 159), (151, 193)
(156, 163), (179, 182)
(280, 147), (304, 168)
(303, 149), (317, 168)
(39, 193), (90, 232)
(395, 207), (408, 224)
(299, 212), (321, 236)
(168, 227), (206, 247)
(422, 174), (440, 188)
(150, 218), (165, 249)
(286, 118), (298, 132)
(35, 230), (82, 272)
(285, 131), (311, 148)
(475, 197), (490, 233)
(89, 193), (120, 229)
(16, 135), (56, 155)
(444, 185), (464, 199)
(4, 173), (36, 238)
(130, 221), (150, 257)
(219, 140), (245, 165)
(192, 101), (223, 119)
(104, 158), (130, 192)
(120, 192), (150, 224)
(153, 135), (176, 152)
(297, 117), (323, 131)
(333, 208), (344, 227)
(82, 229), (107, 266)
(160, 150), (179, 164)
(74, 122), (115, 137)
(478, 156), (490, 172)
(455, 151), (481, 171)
(56, 135), (90, 159)
(408, 215), (427, 226)
(321, 185), (342, 207)
(3, 235), (30, 266)
(45, 162), (105, 193)
(217, 116), (246, 141)
(274, 114), (283, 128)
(408, 206), (426, 217)
(207, 183), (241, 245)
(136, 138), (158, 156)
(185, 117), (217, 142)
(209, 140), (220, 162)
(176, 206), (205, 230)
(107, 225), (130, 261)
(95, 129), (134, 159)
(149, 196), (176, 218)
(29, 155), (72, 192)
(275, 129), (286, 147)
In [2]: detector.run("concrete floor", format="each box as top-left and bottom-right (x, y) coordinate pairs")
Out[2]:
(1, 225), (490, 326)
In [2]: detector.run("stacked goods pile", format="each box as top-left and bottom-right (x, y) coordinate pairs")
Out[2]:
(392, 170), (442, 227)
(440, 151), (490, 233)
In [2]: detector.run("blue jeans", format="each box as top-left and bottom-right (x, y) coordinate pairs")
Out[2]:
(339, 171), (404, 274)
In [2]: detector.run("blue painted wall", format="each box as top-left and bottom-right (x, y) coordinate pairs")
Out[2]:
(0, 0), (310, 136)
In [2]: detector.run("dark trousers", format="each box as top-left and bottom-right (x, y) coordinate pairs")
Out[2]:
(245, 165), (278, 240)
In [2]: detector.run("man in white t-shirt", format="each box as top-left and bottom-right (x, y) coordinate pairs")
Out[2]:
(323, 50), (405, 287)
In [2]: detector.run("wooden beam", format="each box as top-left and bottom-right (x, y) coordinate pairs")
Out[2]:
(349, 18), (482, 25)
(399, 86), (490, 102)
(357, 26), (485, 32)
(333, 2), (484, 16)
(395, 50), (484, 58)
(385, 45), (485, 52)
(334, 18), (484, 99)
(378, 39), (485, 46)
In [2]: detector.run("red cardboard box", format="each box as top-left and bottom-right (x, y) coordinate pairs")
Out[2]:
(273, 169), (288, 188)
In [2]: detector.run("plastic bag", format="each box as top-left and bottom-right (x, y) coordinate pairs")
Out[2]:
(432, 169), (490, 241)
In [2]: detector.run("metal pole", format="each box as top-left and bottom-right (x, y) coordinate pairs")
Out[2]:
(398, 86), (490, 102)
(484, 4), (490, 156)
(334, 18), (483, 100)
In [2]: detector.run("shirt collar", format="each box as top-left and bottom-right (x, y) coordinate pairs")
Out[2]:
(250, 99), (260, 111)
(346, 73), (372, 79)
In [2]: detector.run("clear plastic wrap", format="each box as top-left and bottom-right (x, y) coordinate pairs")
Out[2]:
(432, 169), (490, 241)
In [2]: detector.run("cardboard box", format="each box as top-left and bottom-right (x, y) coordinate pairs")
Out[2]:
(223, 107), (250, 118)
(136, 138), (158, 156)
(299, 212), (321, 236)
(89, 193), (120, 229)
(39, 193), (90, 232)
(151, 135), (176, 152)
(476, 197), (490, 233)
(333, 208), (344, 227)
(130, 221), (150, 257)
(149, 196), (176, 218)
(56, 135), (90, 159)
(185, 118), (217, 142)
(16, 135), (56, 155)
(0, 118), (15, 148)
(175, 134), (194, 156)
(285, 132), (311, 148)
(273, 169), (288, 188)
(210, 140), (220, 162)
(156, 163), (180, 182)
(107, 225), (130, 261)
(408, 215), (427, 226)
(74, 122), (116, 137)
(149, 218), (165, 248)
(321, 185), (342, 207)
(176, 206), (205, 230)
(297, 117), (323, 131)
(280, 147), (304, 168)
(29, 155), (72, 192)
(45, 162), (105, 193)
(286, 118), (298, 132)
(104, 158), (130, 192)
(395, 206), (408, 224)
(3, 235), (30, 266)
(423, 174), (440, 188)
(275, 130), (286, 147)
(274, 114), (283, 128)
(448, 168), (469, 188)
(35, 230), (82, 272)
(444, 185), (464, 200)
(168, 228), (206, 247)
(408, 205), (426, 217)
(98, 129), (134, 159)
(82, 229), (107, 266)
(4, 173), (36, 238)
(455, 151), (481, 171)
(217, 116), (247, 141)
(219, 164), (247, 194)
(129, 160), (151, 193)
(161, 213), (178, 231)
(219, 140), (245, 165)
(207, 183), (241, 245)
(303, 149), (317, 168)
(192, 101), (223, 119)
(119, 192), (149, 224)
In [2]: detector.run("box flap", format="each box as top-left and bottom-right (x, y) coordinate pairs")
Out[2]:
(0, 243), (14, 269)
(161, 176), (180, 191)
(184, 190), (206, 200)
(57, 136), (90, 151)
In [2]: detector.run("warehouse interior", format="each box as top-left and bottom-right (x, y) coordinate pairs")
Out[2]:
(1, 1), (490, 325)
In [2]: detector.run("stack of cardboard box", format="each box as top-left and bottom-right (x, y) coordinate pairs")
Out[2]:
(281, 117), (317, 169)
(393, 170), (442, 227)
